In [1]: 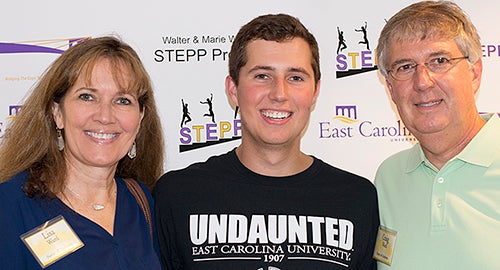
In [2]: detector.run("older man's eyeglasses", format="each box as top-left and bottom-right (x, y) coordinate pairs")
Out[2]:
(387, 56), (469, 81)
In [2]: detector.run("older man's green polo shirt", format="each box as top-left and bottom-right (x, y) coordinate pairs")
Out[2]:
(375, 113), (500, 270)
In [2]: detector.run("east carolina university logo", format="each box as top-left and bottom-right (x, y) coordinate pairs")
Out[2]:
(335, 21), (378, 78)
(4, 105), (22, 121)
(319, 105), (415, 141)
(0, 106), (23, 138)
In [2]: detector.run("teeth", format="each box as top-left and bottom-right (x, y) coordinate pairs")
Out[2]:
(86, 132), (116, 139)
(418, 100), (442, 107)
(262, 110), (291, 120)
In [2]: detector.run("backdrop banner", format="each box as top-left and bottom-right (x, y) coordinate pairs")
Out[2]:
(1, 0), (499, 181)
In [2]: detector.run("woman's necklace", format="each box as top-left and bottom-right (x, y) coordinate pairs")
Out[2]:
(66, 184), (116, 211)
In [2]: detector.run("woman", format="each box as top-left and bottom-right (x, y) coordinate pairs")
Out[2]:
(0, 36), (164, 269)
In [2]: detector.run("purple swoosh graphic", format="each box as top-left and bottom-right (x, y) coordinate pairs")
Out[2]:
(0, 43), (64, 54)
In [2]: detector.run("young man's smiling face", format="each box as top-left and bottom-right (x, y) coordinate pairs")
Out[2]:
(226, 38), (320, 151)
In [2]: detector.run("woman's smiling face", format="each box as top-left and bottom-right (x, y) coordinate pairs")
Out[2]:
(52, 58), (143, 170)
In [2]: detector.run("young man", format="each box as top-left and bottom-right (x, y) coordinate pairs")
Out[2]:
(374, 1), (500, 269)
(154, 14), (378, 270)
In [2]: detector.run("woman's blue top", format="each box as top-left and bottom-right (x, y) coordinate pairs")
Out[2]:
(0, 171), (161, 269)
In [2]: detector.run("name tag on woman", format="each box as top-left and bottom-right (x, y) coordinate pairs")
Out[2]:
(20, 215), (84, 268)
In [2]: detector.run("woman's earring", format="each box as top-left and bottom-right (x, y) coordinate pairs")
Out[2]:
(56, 128), (65, 151)
(128, 141), (137, 159)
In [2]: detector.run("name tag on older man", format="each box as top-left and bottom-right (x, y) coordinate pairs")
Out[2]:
(373, 226), (397, 266)
(20, 215), (84, 268)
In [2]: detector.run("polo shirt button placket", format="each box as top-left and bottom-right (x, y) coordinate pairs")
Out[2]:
(431, 175), (447, 231)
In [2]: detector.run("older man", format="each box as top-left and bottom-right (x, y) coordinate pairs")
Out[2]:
(374, 1), (500, 269)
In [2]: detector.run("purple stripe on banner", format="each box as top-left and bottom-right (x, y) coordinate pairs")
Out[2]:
(0, 43), (64, 54)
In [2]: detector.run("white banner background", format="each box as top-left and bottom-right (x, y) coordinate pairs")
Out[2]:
(1, 0), (499, 181)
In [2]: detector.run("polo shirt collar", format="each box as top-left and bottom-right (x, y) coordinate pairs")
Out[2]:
(405, 144), (424, 173)
(458, 113), (500, 167)
(405, 113), (500, 172)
